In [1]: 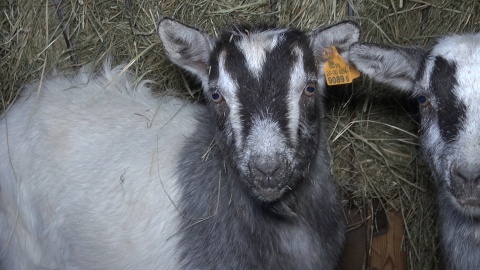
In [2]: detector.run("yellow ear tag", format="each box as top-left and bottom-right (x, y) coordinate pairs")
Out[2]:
(323, 47), (360, 86)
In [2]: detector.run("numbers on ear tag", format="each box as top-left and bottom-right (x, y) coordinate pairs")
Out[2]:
(324, 47), (360, 86)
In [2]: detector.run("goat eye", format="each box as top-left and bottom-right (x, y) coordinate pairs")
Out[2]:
(417, 95), (428, 106)
(211, 92), (223, 103)
(303, 83), (316, 96)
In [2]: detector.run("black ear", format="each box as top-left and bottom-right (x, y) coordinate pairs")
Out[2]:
(310, 21), (361, 62)
(349, 43), (428, 91)
(158, 18), (215, 90)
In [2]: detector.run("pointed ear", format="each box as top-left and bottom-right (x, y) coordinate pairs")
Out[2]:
(158, 18), (215, 89)
(349, 43), (427, 91)
(310, 21), (361, 62)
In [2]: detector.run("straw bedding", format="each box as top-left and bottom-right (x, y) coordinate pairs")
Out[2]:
(1, 1), (479, 269)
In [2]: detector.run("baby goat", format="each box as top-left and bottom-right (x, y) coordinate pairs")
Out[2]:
(0, 18), (360, 269)
(350, 33), (480, 270)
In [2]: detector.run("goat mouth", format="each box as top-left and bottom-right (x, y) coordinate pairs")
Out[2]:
(449, 188), (480, 209)
(451, 194), (480, 216)
(456, 198), (480, 208)
(253, 185), (289, 202)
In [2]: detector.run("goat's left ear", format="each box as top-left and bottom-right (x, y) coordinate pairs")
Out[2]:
(310, 21), (360, 62)
(158, 18), (215, 89)
(349, 43), (427, 92)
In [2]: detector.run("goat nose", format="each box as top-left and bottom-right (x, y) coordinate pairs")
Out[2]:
(451, 164), (480, 186)
(254, 159), (282, 178)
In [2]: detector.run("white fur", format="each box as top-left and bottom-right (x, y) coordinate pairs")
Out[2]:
(240, 117), (293, 173)
(216, 51), (244, 149)
(286, 47), (306, 146)
(0, 64), (203, 269)
(417, 34), (480, 191)
(440, 35), (480, 180)
(236, 29), (285, 77)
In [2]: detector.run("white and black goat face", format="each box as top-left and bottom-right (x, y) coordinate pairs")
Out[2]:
(159, 18), (360, 202)
(350, 34), (480, 215)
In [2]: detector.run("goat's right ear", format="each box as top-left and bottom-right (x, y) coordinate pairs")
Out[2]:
(158, 18), (215, 89)
(349, 43), (427, 92)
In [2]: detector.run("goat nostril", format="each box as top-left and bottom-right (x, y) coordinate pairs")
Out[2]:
(255, 162), (281, 178)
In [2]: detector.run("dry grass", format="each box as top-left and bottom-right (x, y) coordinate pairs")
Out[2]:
(1, 0), (479, 269)
(325, 85), (439, 269)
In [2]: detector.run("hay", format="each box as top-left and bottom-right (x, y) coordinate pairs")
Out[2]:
(326, 85), (439, 269)
(1, 0), (479, 269)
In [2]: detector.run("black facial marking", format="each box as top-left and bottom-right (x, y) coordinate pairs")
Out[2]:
(430, 56), (466, 142)
(213, 29), (313, 143)
(237, 31), (303, 138)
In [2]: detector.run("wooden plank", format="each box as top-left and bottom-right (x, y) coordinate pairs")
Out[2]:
(368, 209), (407, 270)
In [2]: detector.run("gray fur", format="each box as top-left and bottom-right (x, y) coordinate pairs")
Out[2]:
(159, 18), (360, 269)
(175, 112), (344, 269)
(349, 33), (480, 269)
(349, 43), (427, 91)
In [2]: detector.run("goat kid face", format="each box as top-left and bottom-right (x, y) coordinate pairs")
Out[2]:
(159, 18), (359, 203)
(350, 34), (480, 216)
(207, 29), (320, 202)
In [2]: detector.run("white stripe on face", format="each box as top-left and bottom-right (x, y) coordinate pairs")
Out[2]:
(447, 55), (480, 176)
(236, 30), (286, 78)
(217, 51), (244, 147)
(286, 47), (306, 146)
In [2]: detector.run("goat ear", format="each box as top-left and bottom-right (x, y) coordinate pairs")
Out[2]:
(158, 18), (215, 89)
(310, 21), (360, 63)
(349, 43), (427, 91)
